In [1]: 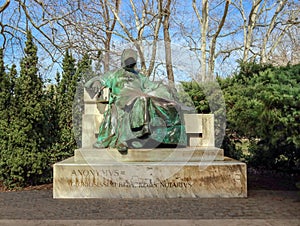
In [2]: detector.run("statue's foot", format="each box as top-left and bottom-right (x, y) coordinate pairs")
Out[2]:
(142, 124), (150, 135)
(93, 141), (105, 149)
(131, 140), (144, 148)
(117, 143), (128, 155)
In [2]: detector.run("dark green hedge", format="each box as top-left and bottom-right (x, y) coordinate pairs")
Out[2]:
(182, 63), (300, 172)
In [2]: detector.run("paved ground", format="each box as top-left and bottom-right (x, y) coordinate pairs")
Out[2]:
(0, 189), (299, 225)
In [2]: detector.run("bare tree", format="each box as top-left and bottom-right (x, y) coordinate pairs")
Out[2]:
(102, 0), (120, 72)
(232, 0), (299, 64)
(208, 0), (230, 77)
(192, 0), (208, 81)
(1, 0), (298, 81)
(62, 0), (120, 72)
(161, 0), (174, 82)
(189, 0), (231, 81)
(267, 25), (300, 65)
(184, 0), (299, 79)
(241, 0), (263, 62)
(259, 0), (287, 63)
(260, 0), (299, 64)
(106, 0), (163, 77)
(0, 0), (80, 73)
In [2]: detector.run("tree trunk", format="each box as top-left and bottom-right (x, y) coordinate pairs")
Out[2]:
(208, 0), (230, 80)
(147, 1), (162, 77)
(103, 0), (120, 72)
(192, 0), (208, 81)
(201, 0), (208, 81)
(243, 0), (262, 62)
(162, 0), (174, 83)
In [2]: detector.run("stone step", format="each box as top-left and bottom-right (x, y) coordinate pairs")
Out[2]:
(74, 147), (224, 163)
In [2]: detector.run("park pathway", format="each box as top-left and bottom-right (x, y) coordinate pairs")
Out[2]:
(0, 189), (299, 225)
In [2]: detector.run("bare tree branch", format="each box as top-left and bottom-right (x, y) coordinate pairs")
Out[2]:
(0, 0), (10, 13)
(260, 0), (287, 63)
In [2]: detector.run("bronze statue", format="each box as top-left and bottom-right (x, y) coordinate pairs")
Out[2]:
(85, 49), (190, 154)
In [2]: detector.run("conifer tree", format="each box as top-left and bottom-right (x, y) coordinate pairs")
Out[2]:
(55, 50), (78, 159)
(3, 31), (49, 187)
(0, 54), (19, 186)
(7, 64), (17, 123)
(0, 49), (10, 183)
(0, 48), (9, 150)
(76, 53), (92, 78)
(43, 81), (60, 161)
(46, 71), (63, 163)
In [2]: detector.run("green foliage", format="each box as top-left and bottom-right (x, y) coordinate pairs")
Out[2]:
(221, 135), (244, 161)
(0, 31), (51, 188)
(0, 48), (9, 149)
(222, 63), (300, 171)
(0, 38), (95, 189)
(0, 49), (10, 184)
(183, 63), (300, 169)
(50, 50), (79, 162)
(180, 80), (226, 148)
(233, 60), (274, 84)
(180, 81), (210, 113)
(43, 82), (61, 164)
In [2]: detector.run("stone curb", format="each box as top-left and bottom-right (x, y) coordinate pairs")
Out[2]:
(0, 219), (300, 226)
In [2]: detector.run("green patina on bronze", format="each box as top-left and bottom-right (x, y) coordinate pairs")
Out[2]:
(85, 49), (189, 151)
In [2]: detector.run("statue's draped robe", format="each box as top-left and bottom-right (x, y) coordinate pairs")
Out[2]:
(86, 68), (187, 149)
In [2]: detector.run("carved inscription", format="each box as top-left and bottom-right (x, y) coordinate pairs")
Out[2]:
(69, 169), (192, 188)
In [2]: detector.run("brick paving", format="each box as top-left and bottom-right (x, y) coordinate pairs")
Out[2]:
(0, 189), (299, 224)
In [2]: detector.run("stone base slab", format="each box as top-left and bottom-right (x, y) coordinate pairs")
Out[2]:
(53, 157), (247, 198)
(74, 147), (224, 163)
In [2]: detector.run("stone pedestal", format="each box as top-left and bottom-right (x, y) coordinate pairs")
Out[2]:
(53, 148), (247, 198)
(74, 147), (224, 162)
(54, 90), (247, 199)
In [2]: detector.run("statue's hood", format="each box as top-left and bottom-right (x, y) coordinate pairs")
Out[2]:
(121, 49), (138, 68)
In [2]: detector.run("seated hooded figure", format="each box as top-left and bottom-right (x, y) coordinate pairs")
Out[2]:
(85, 49), (189, 153)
